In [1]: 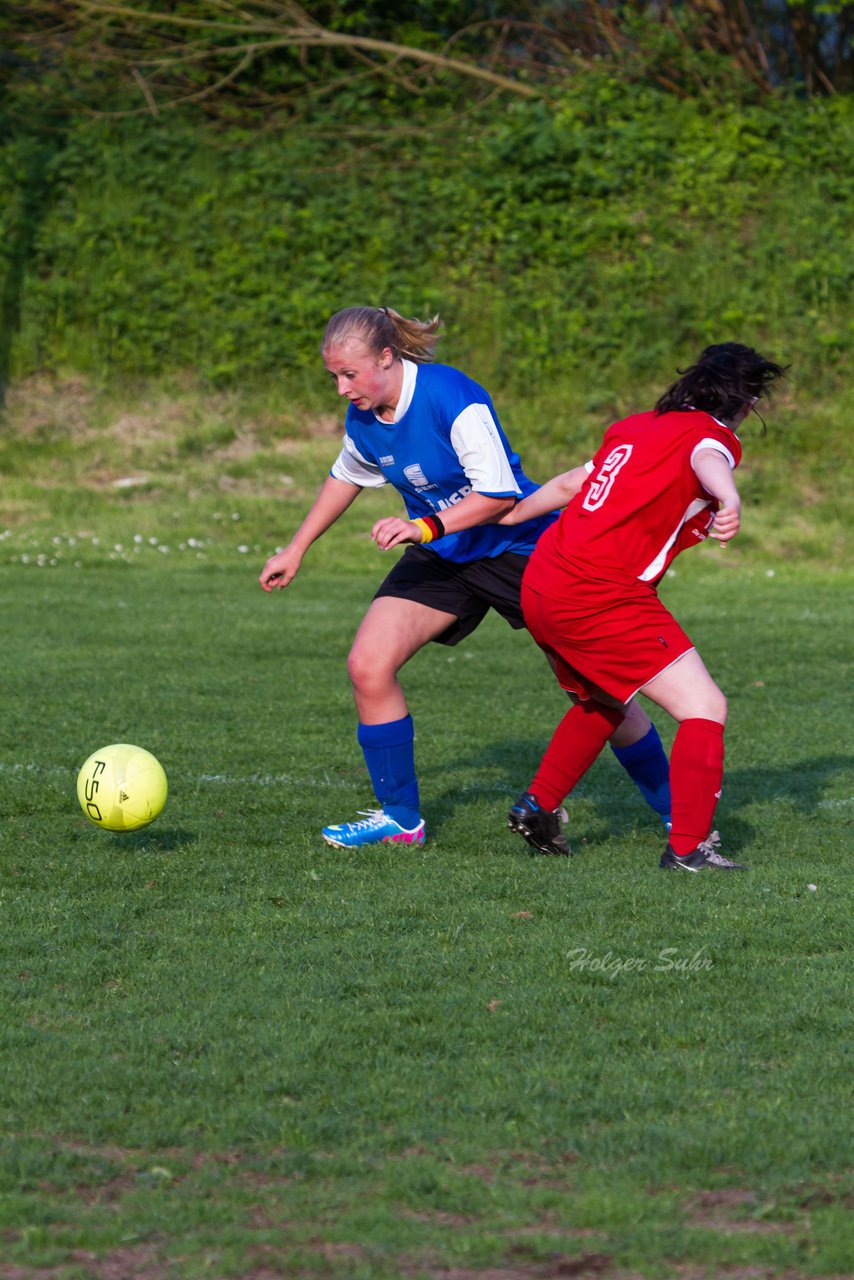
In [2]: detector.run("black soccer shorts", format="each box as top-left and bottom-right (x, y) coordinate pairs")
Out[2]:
(373, 544), (529, 646)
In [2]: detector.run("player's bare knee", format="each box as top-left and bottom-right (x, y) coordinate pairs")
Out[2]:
(346, 646), (370, 691)
(347, 646), (392, 697)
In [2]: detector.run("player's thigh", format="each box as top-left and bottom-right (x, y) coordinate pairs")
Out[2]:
(349, 595), (458, 676)
(639, 649), (726, 723)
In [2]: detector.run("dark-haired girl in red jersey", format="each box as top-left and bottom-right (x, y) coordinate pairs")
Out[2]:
(499, 342), (786, 870)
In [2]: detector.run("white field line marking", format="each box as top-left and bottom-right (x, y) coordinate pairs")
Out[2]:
(0, 762), (511, 795)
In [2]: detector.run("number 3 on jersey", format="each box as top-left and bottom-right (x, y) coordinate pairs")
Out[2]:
(583, 444), (633, 512)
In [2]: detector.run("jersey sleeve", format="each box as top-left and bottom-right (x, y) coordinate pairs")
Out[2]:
(448, 403), (522, 497)
(689, 435), (739, 471)
(329, 433), (388, 489)
(689, 414), (742, 471)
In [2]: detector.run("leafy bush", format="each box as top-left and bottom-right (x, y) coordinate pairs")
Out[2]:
(3, 70), (854, 404)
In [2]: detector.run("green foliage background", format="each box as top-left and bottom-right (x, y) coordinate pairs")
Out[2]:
(3, 73), (854, 398)
(1, 45), (853, 578)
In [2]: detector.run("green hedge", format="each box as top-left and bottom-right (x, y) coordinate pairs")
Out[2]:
(4, 72), (854, 395)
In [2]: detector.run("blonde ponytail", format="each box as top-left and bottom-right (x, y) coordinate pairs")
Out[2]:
(321, 306), (443, 364)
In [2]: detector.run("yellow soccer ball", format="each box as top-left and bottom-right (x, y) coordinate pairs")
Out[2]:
(77, 743), (168, 833)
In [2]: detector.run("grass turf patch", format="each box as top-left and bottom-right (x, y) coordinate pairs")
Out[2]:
(0, 554), (851, 1278)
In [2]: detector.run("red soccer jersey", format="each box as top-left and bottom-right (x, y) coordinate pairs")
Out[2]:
(525, 408), (742, 593)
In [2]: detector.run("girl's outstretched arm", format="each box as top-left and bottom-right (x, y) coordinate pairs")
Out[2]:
(497, 465), (588, 525)
(259, 475), (362, 590)
(371, 492), (515, 550)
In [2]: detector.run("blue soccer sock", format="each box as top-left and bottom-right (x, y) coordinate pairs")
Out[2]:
(610, 724), (672, 826)
(357, 715), (422, 830)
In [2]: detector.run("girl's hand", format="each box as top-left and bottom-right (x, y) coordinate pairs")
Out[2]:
(709, 502), (741, 544)
(259, 545), (304, 590)
(371, 516), (424, 550)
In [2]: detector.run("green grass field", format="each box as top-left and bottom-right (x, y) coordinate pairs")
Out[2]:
(0, 518), (851, 1277)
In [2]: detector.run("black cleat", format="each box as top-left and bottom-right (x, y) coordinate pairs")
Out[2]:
(508, 792), (571, 856)
(660, 832), (745, 871)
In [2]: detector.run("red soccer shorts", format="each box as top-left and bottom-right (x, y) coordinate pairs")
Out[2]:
(521, 573), (695, 704)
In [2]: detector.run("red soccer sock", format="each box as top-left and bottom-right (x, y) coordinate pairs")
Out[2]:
(530, 700), (625, 812)
(668, 718), (725, 856)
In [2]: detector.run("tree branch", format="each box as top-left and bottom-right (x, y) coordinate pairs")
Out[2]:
(71, 0), (541, 97)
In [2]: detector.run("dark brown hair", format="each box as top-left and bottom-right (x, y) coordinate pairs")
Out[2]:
(655, 343), (786, 421)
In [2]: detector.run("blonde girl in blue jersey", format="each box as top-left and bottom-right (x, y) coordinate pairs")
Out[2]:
(259, 306), (671, 849)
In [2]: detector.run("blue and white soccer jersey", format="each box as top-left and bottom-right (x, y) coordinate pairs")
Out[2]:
(329, 360), (553, 563)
